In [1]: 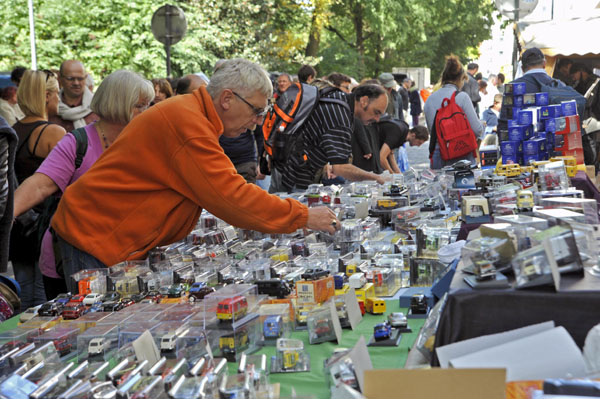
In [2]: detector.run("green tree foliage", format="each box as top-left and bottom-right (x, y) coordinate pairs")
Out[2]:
(0, 0), (494, 81)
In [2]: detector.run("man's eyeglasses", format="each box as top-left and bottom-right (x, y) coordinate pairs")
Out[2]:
(232, 91), (270, 118)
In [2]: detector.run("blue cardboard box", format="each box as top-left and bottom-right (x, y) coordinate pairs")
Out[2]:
(508, 124), (533, 141)
(536, 119), (545, 132)
(523, 138), (546, 155)
(561, 100), (578, 116)
(540, 104), (562, 119)
(523, 94), (536, 106)
(545, 118), (557, 132)
(536, 92), (549, 106)
(518, 109), (539, 125)
(508, 119), (519, 128)
(514, 95), (524, 107)
(501, 140), (519, 157)
(505, 82), (526, 95)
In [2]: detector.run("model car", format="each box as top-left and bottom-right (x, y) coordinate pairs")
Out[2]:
(19, 305), (41, 323)
(0, 340), (28, 356)
(69, 294), (85, 304)
(53, 293), (72, 305)
(61, 303), (87, 319)
(101, 291), (121, 303)
(88, 337), (110, 356)
(167, 284), (185, 298)
(387, 312), (407, 328)
(373, 322), (392, 341)
(130, 291), (147, 303)
(301, 268), (330, 281)
(188, 286), (215, 302)
(145, 290), (163, 303)
(88, 302), (104, 313)
(256, 279), (291, 299)
(102, 301), (124, 312)
(54, 338), (72, 356)
(120, 297), (135, 308)
(263, 315), (283, 339)
(410, 294), (428, 314)
(38, 301), (64, 317)
(158, 286), (170, 296)
(314, 319), (332, 337)
(83, 293), (103, 306)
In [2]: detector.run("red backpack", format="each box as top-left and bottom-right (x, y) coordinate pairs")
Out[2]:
(432, 91), (478, 161)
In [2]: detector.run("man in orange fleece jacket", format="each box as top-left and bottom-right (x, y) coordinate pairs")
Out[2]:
(51, 59), (339, 291)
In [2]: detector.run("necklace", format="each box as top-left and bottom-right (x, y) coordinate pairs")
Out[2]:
(96, 122), (110, 150)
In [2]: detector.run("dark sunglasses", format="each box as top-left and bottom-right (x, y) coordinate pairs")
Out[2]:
(232, 90), (270, 118)
(41, 69), (55, 82)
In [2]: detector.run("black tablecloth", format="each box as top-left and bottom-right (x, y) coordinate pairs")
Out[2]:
(571, 171), (600, 210)
(431, 260), (600, 366)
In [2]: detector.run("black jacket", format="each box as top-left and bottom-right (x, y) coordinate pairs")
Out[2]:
(0, 117), (18, 273)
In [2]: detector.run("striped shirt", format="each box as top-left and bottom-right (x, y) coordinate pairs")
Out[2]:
(276, 91), (354, 190)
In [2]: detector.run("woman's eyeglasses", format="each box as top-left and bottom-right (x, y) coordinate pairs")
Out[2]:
(41, 69), (55, 82)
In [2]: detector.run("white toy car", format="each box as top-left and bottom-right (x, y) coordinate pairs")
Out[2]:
(88, 338), (110, 356)
(83, 293), (103, 306)
(387, 312), (408, 328)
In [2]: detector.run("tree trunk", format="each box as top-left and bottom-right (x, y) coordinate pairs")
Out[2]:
(352, 1), (365, 78)
(305, 10), (320, 57)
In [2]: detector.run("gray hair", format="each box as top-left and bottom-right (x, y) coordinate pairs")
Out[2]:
(90, 70), (154, 125)
(206, 58), (272, 100)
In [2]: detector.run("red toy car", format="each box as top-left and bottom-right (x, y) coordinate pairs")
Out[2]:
(61, 303), (87, 319)
(144, 291), (163, 303)
(69, 294), (86, 304)
(54, 338), (72, 356)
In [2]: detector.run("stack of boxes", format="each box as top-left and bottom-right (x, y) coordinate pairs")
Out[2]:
(499, 82), (584, 165)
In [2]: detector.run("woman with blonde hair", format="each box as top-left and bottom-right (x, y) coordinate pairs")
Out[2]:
(13, 70), (66, 183)
(11, 69), (66, 309)
(423, 55), (484, 169)
(14, 70), (154, 298)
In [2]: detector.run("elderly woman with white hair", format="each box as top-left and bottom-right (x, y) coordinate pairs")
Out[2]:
(13, 69), (154, 298)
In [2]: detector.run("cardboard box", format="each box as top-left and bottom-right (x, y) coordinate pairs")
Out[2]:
(517, 109), (539, 125)
(363, 369), (506, 399)
(295, 276), (334, 305)
(513, 95), (524, 107)
(265, 298), (296, 322)
(561, 100), (578, 116)
(554, 130), (582, 151)
(523, 138), (546, 156)
(505, 82), (526, 95)
(508, 124), (533, 141)
(540, 105), (562, 119)
(535, 92), (549, 106)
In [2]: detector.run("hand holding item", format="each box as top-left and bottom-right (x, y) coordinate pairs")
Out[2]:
(306, 206), (340, 234)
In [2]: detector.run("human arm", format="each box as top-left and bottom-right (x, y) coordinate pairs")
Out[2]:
(353, 119), (372, 159)
(14, 173), (59, 217)
(37, 124), (66, 158)
(388, 151), (401, 174)
(331, 163), (387, 184)
(379, 143), (399, 174)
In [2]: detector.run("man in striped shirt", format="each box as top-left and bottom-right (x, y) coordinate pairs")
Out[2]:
(269, 84), (388, 193)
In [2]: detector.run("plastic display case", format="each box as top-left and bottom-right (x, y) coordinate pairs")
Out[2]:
(511, 245), (555, 289)
(307, 307), (336, 345)
(270, 338), (310, 373)
(118, 321), (161, 348)
(538, 161), (569, 191)
(257, 304), (291, 346)
(539, 197), (599, 224)
(216, 316), (260, 363)
(204, 284), (260, 328)
(76, 324), (119, 362)
(33, 326), (79, 359)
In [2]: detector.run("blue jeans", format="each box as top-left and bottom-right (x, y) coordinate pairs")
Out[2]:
(57, 235), (106, 293)
(13, 260), (46, 310)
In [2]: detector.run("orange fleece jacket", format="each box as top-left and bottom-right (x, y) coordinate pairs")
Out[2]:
(51, 87), (308, 266)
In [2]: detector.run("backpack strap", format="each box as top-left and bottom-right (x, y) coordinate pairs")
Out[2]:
(17, 120), (49, 157)
(69, 127), (88, 169)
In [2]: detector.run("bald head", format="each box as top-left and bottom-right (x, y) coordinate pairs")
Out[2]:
(59, 60), (88, 103)
(176, 74), (207, 95)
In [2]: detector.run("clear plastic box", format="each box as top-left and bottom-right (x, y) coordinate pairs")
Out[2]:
(118, 321), (161, 348)
(511, 245), (555, 289)
(204, 284), (259, 328)
(270, 338), (310, 373)
(538, 161), (569, 191)
(76, 323), (119, 362)
(539, 197), (599, 224)
(215, 316), (260, 363)
(257, 304), (291, 346)
(307, 306), (336, 344)
(33, 326), (79, 360)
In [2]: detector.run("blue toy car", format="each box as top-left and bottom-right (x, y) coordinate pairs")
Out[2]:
(189, 282), (207, 294)
(373, 322), (392, 341)
(263, 315), (283, 339)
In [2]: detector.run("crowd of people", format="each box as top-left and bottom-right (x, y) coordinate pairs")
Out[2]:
(0, 48), (594, 315)
(0, 58), (435, 312)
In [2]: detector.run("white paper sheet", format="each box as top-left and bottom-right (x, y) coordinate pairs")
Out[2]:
(449, 326), (586, 381)
(437, 321), (555, 368)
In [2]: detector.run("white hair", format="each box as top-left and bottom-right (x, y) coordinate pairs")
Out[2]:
(91, 70), (154, 125)
(206, 58), (272, 100)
